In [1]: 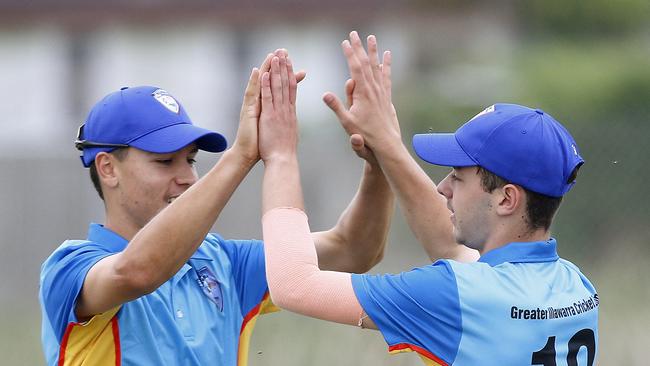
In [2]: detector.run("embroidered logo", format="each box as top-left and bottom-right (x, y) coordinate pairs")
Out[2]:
(197, 266), (224, 312)
(152, 89), (180, 114)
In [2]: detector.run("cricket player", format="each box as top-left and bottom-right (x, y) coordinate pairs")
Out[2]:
(38, 50), (395, 365)
(259, 32), (598, 365)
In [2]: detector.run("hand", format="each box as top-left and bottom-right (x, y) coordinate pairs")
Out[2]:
(231, 51), (306, 167)
(339, 77), (380, 168)
(323, 32), (400, 152)
(259, 54), (299, 163)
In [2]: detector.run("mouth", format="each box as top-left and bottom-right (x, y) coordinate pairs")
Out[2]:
(167, 196), (179, 204)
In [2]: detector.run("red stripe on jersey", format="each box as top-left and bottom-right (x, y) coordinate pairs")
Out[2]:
(111, 316), (121, 366)
(389, 343), (449, 366)
(58, 322), (77, 366)
(239, 292), (269, 336)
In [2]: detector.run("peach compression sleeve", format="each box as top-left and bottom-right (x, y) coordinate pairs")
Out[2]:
(262, 207), (363, 326)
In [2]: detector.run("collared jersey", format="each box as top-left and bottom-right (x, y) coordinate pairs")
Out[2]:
(39, 223), (276, 366)
(351, 239), (598, 366)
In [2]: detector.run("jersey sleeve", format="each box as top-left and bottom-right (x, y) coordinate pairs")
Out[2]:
(209, 235), (272, 317)
(39, 241), (114, 341)
(351, 260), (463, 365)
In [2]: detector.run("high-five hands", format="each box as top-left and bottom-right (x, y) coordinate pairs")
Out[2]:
(232, 50), (305, 166)
(323, 31), (400, 154)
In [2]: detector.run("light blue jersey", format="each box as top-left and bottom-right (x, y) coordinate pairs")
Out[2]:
(40, 223), (275, 366)
(351, 239), (598, 365)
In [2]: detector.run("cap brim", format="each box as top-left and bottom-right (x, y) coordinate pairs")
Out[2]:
(412, 133), (476, 167)
(129, 123), (227, 154)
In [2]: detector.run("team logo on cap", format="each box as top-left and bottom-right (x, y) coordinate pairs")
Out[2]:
(470, 105), (495, 121)
(152, 89), (180, 114)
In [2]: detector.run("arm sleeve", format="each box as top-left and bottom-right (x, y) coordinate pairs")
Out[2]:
(211, 235), (273, 317)
(262, 207), (362, 325)
(39, 242), (114, 341)
(351, 261), (463, 365)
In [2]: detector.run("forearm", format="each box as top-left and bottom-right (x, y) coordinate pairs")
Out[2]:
(374, 141), (476, 262)
(122, 149), (255, 290)
(315, 161), (394, 272)
(263, 207), (362, 325)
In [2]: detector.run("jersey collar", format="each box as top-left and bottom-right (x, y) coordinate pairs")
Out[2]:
(87, 223), (129, 252)
(478, 238), (559, 267)
(86, 222), (213, 261)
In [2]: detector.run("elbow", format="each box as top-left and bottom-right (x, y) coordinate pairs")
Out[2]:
(268, 288), (301, 312)
(370, 249), (385, 268)
(356, 251), (384, 273)
(113, 256), (160, 296)
(267, 278), (305, 312)
(351, 237), (388, 273)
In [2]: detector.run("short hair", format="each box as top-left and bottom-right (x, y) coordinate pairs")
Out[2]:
(89, 148), (129, 200)
(476, 166), (569, 231)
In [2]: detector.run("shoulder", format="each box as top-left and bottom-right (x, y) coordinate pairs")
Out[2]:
(557, 257), (598, 293)
(353, 260), (462, 300)
(444, 259), (495, 278)
(41, 240), (112, 274)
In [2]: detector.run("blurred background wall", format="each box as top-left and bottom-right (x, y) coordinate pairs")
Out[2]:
(1, 0), (648, 364)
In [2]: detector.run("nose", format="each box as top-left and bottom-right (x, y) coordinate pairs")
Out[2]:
(175, 163), (198, 187)
(437, 172), (453, 200)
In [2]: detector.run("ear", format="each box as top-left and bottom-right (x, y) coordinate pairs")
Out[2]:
(95, 152), (120, 190)
(495, 183), (525, 217)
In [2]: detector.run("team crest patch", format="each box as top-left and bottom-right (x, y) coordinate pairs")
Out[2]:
(152, 89), (180, 114)
(197, 266), (224, 312)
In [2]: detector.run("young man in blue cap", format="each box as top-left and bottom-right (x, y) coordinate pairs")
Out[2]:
(260, 32), (598, 365)
(39, 52), (395, 365)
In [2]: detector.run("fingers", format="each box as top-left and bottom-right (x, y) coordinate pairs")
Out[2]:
(295, 70), (307, 84)
(350, 134), (375, 163)
(350, 134), (365, 150)
(261, 71), (273, 112)
(344, 78), (355, 109)
(279, 55), (290, 107)
(287, 57), (298, 106)
(382, 50), (392, 101)
(323, 92), (351, 133)
(349, 31), (373, 84)
(259, 53), (274, 85)
(342, 40), (365, 88)
(367, 35), (382, 84)
(243, 67), (260, 104)
(270, 56), (283, 109)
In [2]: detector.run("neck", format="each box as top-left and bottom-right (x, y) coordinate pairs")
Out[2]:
(480, 226), (550, 255)
(103, 206), (141, 241)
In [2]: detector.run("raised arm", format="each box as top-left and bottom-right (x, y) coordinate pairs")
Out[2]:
(312, 77), (394, 273)
(259, 52), (370, 327)
(76, 55), (273, 319)
(323, 32), (478, 263)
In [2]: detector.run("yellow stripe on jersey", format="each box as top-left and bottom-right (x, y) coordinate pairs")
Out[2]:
(58, 306), (121, 366)
(237, 292), (280, 366)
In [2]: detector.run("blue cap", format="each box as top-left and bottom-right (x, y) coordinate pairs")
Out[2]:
(412, 103), (584, 197)
(76, 86), (227, 167)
